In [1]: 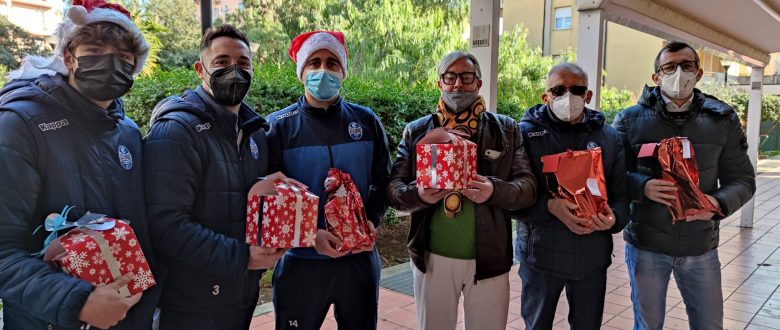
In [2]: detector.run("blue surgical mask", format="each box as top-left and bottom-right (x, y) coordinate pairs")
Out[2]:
(305, 69), (342, 101)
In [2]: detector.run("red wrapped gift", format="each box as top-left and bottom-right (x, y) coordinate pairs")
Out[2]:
(541, 148), (609, 220)
(324, 168), (374, 252)
(42, 209), (156, 296)
(416, 128), (477, 190)
(245, 178), (319, 248)
(638, 137), (721, 222)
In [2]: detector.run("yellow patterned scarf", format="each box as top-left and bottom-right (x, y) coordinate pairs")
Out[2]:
(434, 96), (485, 217)
(435, 95), (486, 137)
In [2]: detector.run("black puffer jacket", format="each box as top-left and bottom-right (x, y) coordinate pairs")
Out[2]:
(613, 86), (755, 257)
(515, 105), (628, 280)
(0, 75), (161, 329)
(144, 86), (268, 315)
(388, 111), (536, 281)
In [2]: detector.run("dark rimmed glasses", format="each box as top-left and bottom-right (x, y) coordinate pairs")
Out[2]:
(440, 72), (478, 85)
(656, 60), (699, 75)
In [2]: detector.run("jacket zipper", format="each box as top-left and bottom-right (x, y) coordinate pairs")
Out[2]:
(473, 116), (487, 285)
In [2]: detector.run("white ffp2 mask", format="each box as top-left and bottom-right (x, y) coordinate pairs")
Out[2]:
(660, 66), (697, 99)
(550, 92), (585, 122)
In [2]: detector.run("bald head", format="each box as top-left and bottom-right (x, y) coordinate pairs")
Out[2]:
(547, 63), (588, 89)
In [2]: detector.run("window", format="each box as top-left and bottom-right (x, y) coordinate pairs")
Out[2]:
(554, 7), (572, 30)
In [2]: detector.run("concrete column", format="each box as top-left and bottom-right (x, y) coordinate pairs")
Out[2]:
(543, 0), (553, 56)
(740, 66), (764, 228)
(575, 8), (605, 110)
(470, 0), (500, 112)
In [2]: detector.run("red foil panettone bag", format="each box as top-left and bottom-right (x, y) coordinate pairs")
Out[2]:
(324, 168), (375, 252)
(638, 137), (721, 222)
(541, 148), (609, 220)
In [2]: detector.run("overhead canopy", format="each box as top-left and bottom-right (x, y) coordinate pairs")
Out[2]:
(579, 0), (780, 67)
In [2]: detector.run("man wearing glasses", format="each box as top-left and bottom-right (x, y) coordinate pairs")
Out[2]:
(514, 62), (628, 329)
(613, 42), (755, 329)
(388, 51), (536, 329)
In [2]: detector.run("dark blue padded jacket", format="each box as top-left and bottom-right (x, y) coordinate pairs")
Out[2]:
(266, 96), (391, 259)
(0, 74), (162, 329)
(144, 86), (268, 314)
(516, 105), (629, 280)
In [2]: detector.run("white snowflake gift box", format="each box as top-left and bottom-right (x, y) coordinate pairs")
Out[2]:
(245, 177), (319, 248)
(416, 127), (478, 190)
(39, 207), (156, 296)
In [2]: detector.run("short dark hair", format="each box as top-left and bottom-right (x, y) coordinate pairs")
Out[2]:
(654, 41), (700, 71)
(67, 22), (141, 55)
(200, 24), (250, 54)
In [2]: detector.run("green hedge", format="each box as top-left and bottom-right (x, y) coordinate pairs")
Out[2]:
(124, 63), (635, 149)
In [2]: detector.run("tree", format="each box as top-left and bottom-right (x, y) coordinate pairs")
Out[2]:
(143, 0), (200, 69)
(0, 16), (49, 69)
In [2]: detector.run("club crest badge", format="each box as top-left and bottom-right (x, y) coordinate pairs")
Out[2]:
(118, 145), (133, 170)
(348, 122), (363, 140)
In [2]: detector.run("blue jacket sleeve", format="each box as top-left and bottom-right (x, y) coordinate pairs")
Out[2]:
(606, 132), (629, 234)
(710, 112), (756, 218)
(366, 115), (391, 226)
(0, 110), (92, 329)
(143, 119), (249, 278)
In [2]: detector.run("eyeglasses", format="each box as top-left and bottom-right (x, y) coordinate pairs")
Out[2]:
(548, 85), (588, 97)
(657, 60), (699, 75)
(440, 72), (478, 85)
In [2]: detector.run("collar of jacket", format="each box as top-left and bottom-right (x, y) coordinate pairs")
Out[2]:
(194, 86), (268, 136)
(45, 74), (126, 125)
(638, 85), (706, 121)
(298, 94), (343, 118)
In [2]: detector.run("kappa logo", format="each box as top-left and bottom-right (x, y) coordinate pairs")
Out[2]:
(526, 129), (549, 138)
(38, 119), (70, 132)
(587, 141), (600, 150)
(348, 122), (363, 140)
(275, 110), (299, 120)
(118, 145), (133, 170)
(195, 122), (211, 132)
(249, 137), (259, 160)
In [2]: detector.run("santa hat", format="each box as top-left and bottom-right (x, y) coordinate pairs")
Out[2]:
(9, 0), (149, 80)
(288, 31), (348, 81)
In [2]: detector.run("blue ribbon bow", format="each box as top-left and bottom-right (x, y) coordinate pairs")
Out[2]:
(33, 206), (116, 256)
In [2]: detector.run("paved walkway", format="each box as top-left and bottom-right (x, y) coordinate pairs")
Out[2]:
(250, 158), (780, 330)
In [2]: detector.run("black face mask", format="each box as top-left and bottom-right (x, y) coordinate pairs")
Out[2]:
(73, 54), (135, 102)
(205, 64), (252, 106)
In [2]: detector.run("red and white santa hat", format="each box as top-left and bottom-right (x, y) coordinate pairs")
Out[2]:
(10, 0), (149, 80)
(288, 31), (348, 81)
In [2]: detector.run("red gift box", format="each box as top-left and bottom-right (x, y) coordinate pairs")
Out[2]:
(638, 137), (721, 222)
(246, 178), (319, 248)
(324, 168), (374, 252)
(416, 128), (477, 190)
(541, 148), (609, 220)
(43, 214), (156, 296)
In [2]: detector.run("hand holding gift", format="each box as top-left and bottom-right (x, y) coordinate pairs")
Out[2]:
(638, 137), (721, 222)
(78, 273), (142, 329)
(547, 198), (594, 235)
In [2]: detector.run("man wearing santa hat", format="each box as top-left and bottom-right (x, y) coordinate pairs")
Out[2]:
(266, 30), (392, 329)
(0, 0), (161, 329)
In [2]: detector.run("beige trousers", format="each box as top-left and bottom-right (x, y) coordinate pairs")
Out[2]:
(412, 252), (510, 330)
